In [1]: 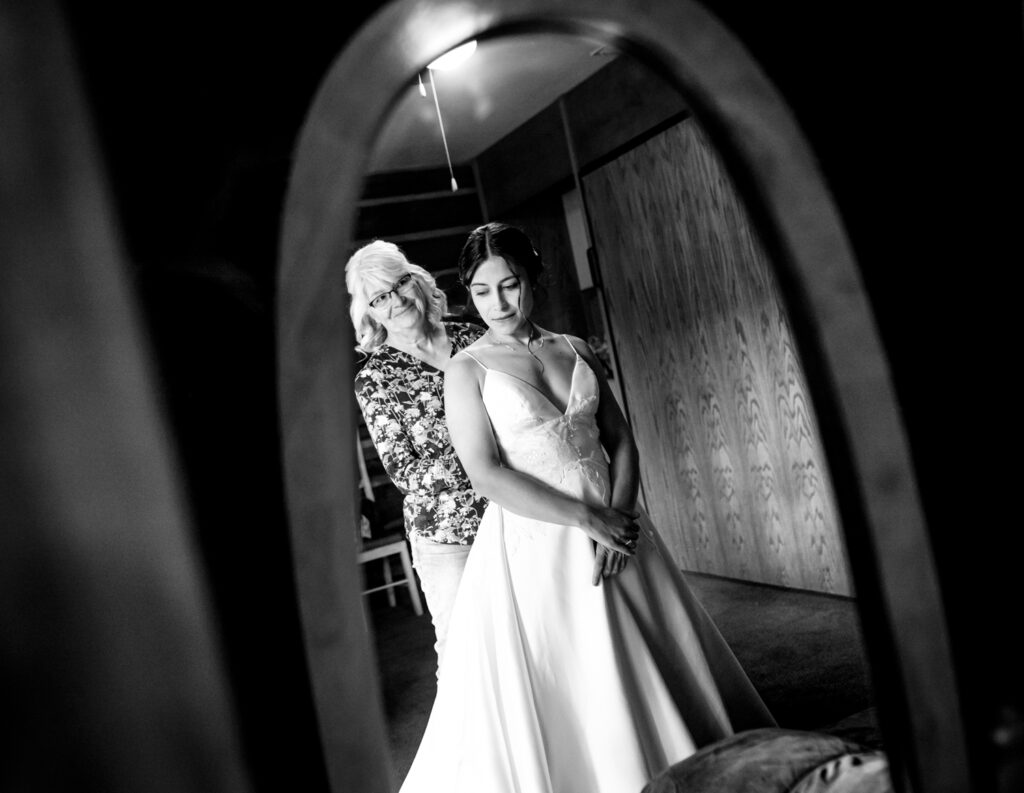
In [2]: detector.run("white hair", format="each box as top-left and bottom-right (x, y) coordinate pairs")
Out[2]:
(345, 240), (448, 353)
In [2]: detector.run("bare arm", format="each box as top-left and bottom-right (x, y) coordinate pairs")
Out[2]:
(572, 337), (641, 582)
(576, 338), (640, 514)
(443, 354), (638, 557)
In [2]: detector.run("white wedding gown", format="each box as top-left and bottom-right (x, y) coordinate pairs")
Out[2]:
(399, 340), (774, 793)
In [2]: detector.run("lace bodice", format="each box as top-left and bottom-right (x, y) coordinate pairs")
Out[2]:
(467, 342), (610, 508)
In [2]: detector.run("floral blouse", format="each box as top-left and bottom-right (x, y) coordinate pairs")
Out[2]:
(355, 320), (488, 544)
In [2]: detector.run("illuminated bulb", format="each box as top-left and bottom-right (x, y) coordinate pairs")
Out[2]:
(427, 40), (477, 71)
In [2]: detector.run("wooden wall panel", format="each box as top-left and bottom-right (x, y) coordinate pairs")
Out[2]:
(564, 57), (687, 169)
(582, 119), (849, 594)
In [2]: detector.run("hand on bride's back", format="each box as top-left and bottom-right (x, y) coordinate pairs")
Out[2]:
(581, 505), (639, 556)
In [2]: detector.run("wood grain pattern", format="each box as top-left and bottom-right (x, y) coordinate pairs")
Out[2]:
(583, 120), (849, 594)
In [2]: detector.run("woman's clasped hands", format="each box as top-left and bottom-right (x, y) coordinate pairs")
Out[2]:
(582, 505), (641, 585)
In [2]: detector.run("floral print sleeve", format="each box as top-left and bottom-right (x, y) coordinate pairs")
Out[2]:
(355, 373), (463, 496)
(354, 321), (488, 544)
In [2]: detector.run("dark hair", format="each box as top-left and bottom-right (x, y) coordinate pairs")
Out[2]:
(457, 222), (544, 286)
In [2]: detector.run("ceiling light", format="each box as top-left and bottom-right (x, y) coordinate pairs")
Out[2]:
(427, 40), (477, 71)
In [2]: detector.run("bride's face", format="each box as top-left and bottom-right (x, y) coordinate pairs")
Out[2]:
(468, 255), (535, 335)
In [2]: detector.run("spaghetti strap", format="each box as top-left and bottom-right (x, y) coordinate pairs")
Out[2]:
(562, 334), (582, 359)
(460, 349), (489, 370)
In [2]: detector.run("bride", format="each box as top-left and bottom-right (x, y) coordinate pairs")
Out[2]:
(399, 222), (775, 793)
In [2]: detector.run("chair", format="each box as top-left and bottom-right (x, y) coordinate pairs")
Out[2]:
(355, 438), (423, 616)
(358, 532), (423, 616)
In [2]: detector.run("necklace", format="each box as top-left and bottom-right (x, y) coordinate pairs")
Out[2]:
(486, 325), (546, 371)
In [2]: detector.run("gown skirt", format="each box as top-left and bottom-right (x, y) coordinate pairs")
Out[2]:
(399, 347), (774, 793)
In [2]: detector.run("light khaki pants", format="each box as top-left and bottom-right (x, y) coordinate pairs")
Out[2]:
(409, 535), (472, 679)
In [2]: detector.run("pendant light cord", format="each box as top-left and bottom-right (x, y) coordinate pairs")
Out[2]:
(428, 70), (459, 191)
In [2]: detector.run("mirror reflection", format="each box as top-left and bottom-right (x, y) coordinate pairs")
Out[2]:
(349, 31), (880, 786)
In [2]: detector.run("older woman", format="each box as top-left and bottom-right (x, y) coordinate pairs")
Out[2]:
(346, 239), (486, 674)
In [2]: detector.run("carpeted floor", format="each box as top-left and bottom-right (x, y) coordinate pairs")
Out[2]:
(365, 569), (879, 783)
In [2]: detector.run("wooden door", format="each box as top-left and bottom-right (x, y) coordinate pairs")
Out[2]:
(583, 119), (849, 594)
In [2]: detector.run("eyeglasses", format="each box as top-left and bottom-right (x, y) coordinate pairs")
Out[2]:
(369, 273), (415, 309)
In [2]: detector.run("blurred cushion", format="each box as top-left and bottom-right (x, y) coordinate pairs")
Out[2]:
(642, 728), (891, 793)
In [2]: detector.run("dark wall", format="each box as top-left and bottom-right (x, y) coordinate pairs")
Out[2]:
(59, 3), (1021, 792)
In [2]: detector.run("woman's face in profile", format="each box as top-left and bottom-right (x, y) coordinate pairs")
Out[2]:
(468, 255), (534, 334)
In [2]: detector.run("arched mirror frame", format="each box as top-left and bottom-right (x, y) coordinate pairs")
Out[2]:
(277, 1), (968, 791)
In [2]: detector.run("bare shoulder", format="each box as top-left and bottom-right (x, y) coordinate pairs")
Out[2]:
(562, 333), (597, 358)
(461, 333), (491, 352)
(562, 333), (591, 350)
(446, 349), (484, 389)
(565, 335), (613, 386)
(457, 330), (502, 367)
